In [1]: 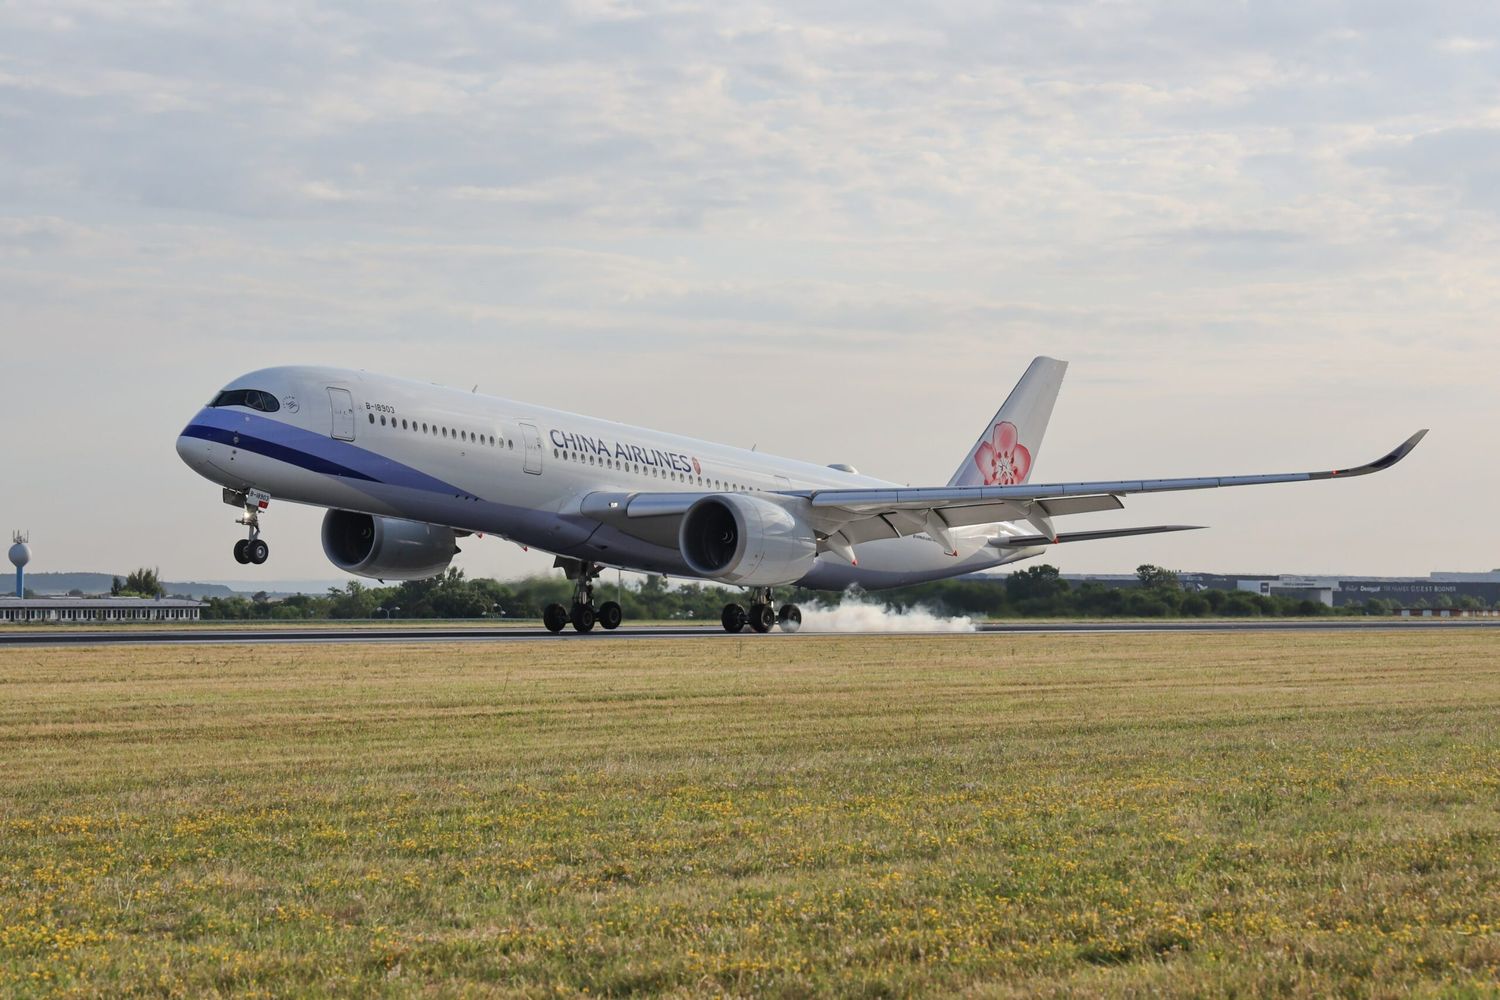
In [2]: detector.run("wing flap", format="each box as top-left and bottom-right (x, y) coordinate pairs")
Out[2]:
(1038, 494), (1125, 517)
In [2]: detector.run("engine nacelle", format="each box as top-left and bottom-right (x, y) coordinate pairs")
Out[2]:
(678, 494), (817, 586)
(321, 510), (457, 581)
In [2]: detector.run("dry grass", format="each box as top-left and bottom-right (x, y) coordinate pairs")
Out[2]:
(1, 633), (1497, 997)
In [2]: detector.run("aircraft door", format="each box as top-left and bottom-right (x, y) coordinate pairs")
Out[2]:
(520, 422), (543, 475)
(328, 387), (356, 441)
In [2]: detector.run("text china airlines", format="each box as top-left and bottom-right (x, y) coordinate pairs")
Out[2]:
(550, 429), (702, 477)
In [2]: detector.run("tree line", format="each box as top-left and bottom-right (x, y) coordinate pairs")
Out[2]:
(187, 564), (1485, 621)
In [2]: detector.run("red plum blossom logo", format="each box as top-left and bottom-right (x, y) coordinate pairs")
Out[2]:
(974, 421), (1032, 485)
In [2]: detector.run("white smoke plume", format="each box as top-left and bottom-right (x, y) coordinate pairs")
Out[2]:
(795, 593), (976, 633)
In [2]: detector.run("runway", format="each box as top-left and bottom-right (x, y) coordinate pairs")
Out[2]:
(2, 618), (1496, 646)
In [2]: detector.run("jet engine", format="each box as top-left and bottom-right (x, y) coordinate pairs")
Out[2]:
(678, 494), (817, 586)
(321, 510), (458, 580)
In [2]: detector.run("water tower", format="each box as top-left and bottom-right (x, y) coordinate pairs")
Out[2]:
(8, 532), (29, 599)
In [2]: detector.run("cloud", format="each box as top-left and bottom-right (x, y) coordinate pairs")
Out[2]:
(1355, 127), (1500, 213)
(1435, 36), (1494, 53)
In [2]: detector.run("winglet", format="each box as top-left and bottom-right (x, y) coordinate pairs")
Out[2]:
(1314, 429), (1427, 480)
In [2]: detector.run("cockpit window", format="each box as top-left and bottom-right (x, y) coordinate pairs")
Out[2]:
(209, 389), (281, 412)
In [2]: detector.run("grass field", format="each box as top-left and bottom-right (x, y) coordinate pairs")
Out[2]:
(2, 634), (1497, 997)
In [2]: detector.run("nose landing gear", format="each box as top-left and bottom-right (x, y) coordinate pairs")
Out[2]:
(544, 559), (624, 634)
(722, 589), (802, 634)
(230, 490), (272, 565)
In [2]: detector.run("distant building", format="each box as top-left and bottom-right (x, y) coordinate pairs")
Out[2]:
(1428, 570), (1500, 583)
(1193, 574), (1500, 608)
(0, 597), (206, 623)
(966, 570), (1500, 609)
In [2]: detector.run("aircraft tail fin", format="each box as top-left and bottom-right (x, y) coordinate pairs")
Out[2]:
(948, 356), (1067, 487)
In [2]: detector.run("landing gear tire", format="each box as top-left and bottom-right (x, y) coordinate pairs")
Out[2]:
(749, 602), (776, 634)
(233, 539), (251, 565)
(722, 603), (747, 634)
(778, 604), (803, 633)
(552, 559), (616, 635)
(247, 539), (269, 565)
(543, 603), (569, 634)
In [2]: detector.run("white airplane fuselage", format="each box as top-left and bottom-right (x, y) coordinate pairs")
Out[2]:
(176, 366), (1039, 589)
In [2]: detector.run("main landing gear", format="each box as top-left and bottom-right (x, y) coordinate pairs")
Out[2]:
(230, 490), (271, 566)
(543, 559), (623, 634)
(722, 588), (802, 634)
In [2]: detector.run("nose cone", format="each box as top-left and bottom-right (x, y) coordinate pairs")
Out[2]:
(176, 432), (208, 473)
(176, 416), (216, 479)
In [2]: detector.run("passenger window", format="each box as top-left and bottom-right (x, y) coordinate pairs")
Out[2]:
(369, 413), (375, 424)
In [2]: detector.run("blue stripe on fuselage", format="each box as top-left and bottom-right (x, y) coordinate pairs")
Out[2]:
(182, 408), (466, 496)
(181, 423), (380, 483)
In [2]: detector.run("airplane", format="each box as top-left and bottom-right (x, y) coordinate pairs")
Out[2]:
(175, 358), (1426, 634)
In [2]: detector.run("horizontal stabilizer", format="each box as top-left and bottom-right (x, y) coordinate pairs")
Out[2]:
(989, 524), (1205, 548)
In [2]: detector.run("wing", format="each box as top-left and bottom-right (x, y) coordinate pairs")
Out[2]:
(577, 431), (1426, 556)
(801, 430), (1428, 546)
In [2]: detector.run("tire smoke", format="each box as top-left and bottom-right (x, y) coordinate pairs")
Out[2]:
(795, 593), (976, 633)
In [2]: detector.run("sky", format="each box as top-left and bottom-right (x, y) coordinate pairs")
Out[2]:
(2, 0), (1498, 586)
